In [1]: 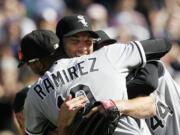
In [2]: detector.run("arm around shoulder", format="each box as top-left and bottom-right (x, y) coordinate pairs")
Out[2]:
(113, 96), (156, 119)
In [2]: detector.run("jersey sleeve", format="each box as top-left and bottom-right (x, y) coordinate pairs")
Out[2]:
(104, 41), (146, 72)
(24, 91), (48, 135)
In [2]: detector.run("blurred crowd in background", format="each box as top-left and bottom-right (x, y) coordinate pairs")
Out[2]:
(0, 0), (180, 99)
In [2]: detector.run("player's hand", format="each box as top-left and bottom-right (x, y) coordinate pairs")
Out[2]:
(58, 94), (88, 126)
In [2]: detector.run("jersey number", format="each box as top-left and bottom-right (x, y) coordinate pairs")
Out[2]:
(150, 101), (173, 130)
(57, 84), (96, 109)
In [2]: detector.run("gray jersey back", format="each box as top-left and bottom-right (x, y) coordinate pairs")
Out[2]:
(145, 61), (180, 135)
(24, 41), (146, 135)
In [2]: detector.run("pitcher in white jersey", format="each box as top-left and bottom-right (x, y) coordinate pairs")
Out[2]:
(144, 61), (180, 135)
(121, 60), (180, 135)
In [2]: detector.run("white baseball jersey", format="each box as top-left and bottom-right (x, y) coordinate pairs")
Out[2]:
(24, 41), (147, 135)
(145, 61), (180, 135)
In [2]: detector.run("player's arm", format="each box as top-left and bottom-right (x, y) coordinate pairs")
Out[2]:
(86, 96), (156, 119)
(139, 38), (172, 60)
(113, 96), (156, 118)
(113, 61), (159, 118)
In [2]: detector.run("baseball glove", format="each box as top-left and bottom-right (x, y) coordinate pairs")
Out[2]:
(69, 100), (120, 135)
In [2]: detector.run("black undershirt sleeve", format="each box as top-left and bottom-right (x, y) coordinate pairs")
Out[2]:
(140, 38), (172, 60)
(126, 38), (170, 98)
(126, 61), (159, 99)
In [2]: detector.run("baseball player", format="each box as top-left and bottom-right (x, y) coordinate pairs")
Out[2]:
(55, 18), (153, 134)
(18, 28), (172, 135)
(17, 30), (88, 135)
(15, 14), (99, 134)
(122, 60), (180, 135)
(143, 61), (180, 135)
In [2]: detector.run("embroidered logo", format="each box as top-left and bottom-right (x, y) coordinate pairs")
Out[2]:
(53, 43), (59, 49)
(77, 15), (88, 27)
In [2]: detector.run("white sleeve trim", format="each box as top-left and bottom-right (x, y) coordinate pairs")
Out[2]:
(25, 129), (43, 135)
(133, 41), (147, 67)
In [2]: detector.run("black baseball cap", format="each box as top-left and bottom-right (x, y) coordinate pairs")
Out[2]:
(94, 30), (117, 50)
(96, 30), (117, 45)
(18, 30), (60, 67)
(56, 15), (99, 40)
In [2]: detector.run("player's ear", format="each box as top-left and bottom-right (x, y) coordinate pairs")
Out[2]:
(39, 57), (53, 71)
(37, 60), (44, 69)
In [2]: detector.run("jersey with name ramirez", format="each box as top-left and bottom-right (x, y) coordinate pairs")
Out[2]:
(24, 41), (146, 135)
(145, 61), (180, 135)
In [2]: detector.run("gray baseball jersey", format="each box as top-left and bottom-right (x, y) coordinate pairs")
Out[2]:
(145, 61), (180, 135)
(24, 41), (147, 135)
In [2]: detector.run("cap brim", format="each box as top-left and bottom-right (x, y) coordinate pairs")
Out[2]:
(98, 39), (117, 45)
(64, 29), (99, 38)
(17, 61), (25, 68)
